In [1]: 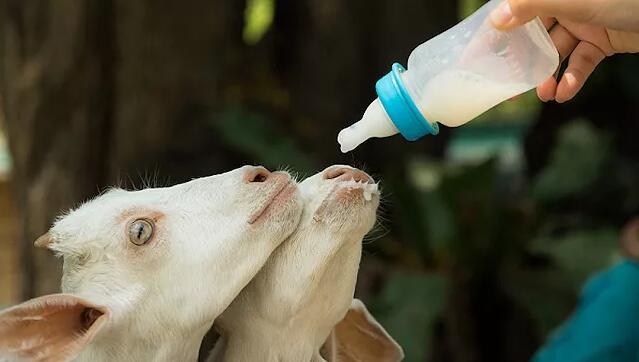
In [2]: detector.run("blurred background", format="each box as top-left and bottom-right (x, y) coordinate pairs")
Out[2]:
(1, 0), (639, 361)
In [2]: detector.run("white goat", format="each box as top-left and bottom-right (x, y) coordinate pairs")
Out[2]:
(0, 166), (303, 362)
(208, 165), (404, 362)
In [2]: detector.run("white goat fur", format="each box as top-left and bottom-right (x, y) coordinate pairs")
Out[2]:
(209, 165), (403, 362)
(0, 166), (303, 362)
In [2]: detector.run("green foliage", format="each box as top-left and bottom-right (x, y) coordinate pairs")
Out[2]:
(385, 159), (536, 360)
(532, 120), (611, 202)
(379, 118), (627, 359)
(0, 132), (11, 178)
(214, 107), (315, 174)
(446, 122), (527, 173)
(407, 157), (530, 270)
(473, 91), (543, 125)
(407, 159), (451, 257)
(502, 267), (577, 336)
(458, 0), (485, 19)
(244, 0), (275, 45)
(505, 228), (620, 337)
(373, 272), (449, 362)
(531, 228), (620, 287)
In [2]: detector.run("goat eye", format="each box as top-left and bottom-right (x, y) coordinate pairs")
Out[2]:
(129, 219), (154, 245)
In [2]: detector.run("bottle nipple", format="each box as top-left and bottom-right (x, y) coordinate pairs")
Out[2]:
(338, 120), (370, 153)
(337, 99), (398, 153)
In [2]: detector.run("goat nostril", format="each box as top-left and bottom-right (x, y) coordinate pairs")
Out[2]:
(324, 167), (373, 183)
(253, 172), (268, 183)
(350, 171), (372, 183)
(324, 167), (349, 180)
(246, 167), (271, 183)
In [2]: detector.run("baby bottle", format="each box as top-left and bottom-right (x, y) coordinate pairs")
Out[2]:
(338, 0), (559, 153)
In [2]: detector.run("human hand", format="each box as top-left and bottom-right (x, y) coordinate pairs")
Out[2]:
(490, 0), (639, 102)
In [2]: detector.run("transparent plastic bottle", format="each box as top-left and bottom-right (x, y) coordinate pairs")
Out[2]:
(338, 0), (559, 153)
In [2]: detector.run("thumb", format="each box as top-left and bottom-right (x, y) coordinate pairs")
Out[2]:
(490, 0), (596, 30)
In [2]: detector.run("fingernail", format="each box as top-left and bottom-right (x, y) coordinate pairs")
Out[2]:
(564, 72), (578, 87)
(490, 2), (513, 27)
(538, 91), (553, 102)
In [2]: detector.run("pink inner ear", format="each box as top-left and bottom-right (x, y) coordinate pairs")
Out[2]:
(34, 233), (54, 249)
(0, 294), (109, 362)
(321, 300), (404, 362)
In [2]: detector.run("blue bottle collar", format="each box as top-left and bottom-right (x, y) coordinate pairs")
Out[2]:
(375, 63), (439, 141)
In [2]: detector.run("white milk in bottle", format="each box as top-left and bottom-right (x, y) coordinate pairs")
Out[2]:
(338, 0), (558, 152)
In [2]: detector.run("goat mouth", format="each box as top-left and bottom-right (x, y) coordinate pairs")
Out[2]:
(248, 181), (296, 224)
(313, 181), (379, 222)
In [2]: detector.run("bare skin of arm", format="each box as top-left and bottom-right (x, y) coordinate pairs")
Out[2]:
(490, 0), (639, 102)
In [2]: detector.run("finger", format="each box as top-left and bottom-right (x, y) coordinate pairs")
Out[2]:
(541, 17), (557, 30)
(549, 24), (580, 63)
(535, 24), (578, 101)
(490, 0), (598, 31)
(555, 41), (606, 103)
(536, 77), (557, 102)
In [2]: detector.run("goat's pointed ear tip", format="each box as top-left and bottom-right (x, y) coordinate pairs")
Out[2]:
(34, 233), (53, 249)
(351, 298), (365, 308)
(346, 298), (405, 361)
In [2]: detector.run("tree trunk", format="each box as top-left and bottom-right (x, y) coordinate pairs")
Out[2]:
(1, 0), (248, 298)
(2, 0), (115, 297)
(108, 0), (247, 180)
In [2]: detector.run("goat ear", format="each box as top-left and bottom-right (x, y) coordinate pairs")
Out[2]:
(620, 218), (639, 261)
(0, 293), (110, 361)
(34, 232), (54, 249)
(320, 298), (404, 362)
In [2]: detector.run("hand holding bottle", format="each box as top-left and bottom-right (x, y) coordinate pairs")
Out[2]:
(490, 0), (639, 102)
